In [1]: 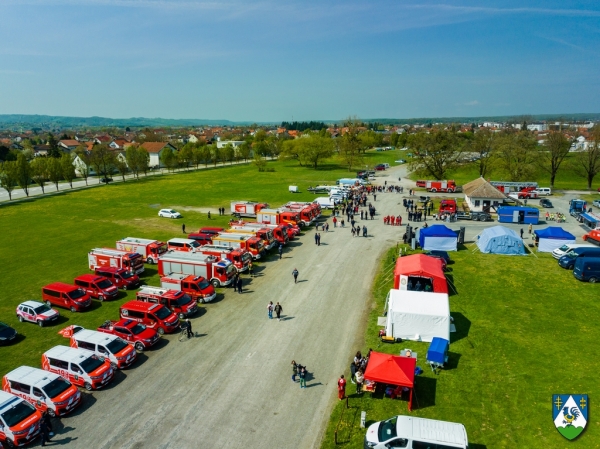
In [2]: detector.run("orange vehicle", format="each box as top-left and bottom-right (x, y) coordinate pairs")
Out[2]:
(230, 222), (290, 245)
(0, 390), (42, 447)
(61, 326), (138, 369)
(136, 286), (198, 319)
(88, 248), (145, 274)
(211, 233), (265, 260)
(160, 274), (217, 303)
(230, 201), (269, 218)
(256, 208), (302, 228)
(195, 245), (251, 271)
(42, 346), (114, 391)
(224, 227), (277, 251)
(116, 237), (167, 264)
(583, 229), (600, 245)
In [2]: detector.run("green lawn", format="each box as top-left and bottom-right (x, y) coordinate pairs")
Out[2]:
(321, 246), (599, 448)
(0, 152), (397, 375)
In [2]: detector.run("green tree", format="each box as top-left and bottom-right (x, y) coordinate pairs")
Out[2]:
(253, 153), (267, 171)
(468, 129), (496, 178)
(114, 155), (129, 181)
(538, 131), (571, 188)
(60, 153), (76, 188)
(30, 157), (49, 194)
(178, 144), (194, 170)
(47, 133), (61, 158)
(296, 134), (335, 169)
(47, 157), (63, 191)
(0, 161), (19, 200)
(138, 148), (150, 176)
(280, 139), (303, 166)
(492, 131), (538, 181)
(90, 144), (117, 183)
(160, 148), (178, 172)
(74, 146), (91, 186)
(210, 145), (223, 167)
(191, 145), (204, 168)
(223, 144), (235, 165)
(16, 152), (31, 196)
(408, 129), (462, 180)
(573, 126), (600, 189)
(237, 142), (251, 162)
(125, 146), (141, 179)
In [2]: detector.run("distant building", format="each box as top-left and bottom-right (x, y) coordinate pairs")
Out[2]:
(140, 142), (178, 168)
(462, 177), (507, 213)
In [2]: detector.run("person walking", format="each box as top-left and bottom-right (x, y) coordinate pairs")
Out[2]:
(292, 268), (299, 283)
(267, 301), (273, 319)
(333, 216), (337, 227)
(184, 318), (193, 338)
(208, 211), (211, 219)
(317, 233), (321, 246)
(373, 194), (377, 201)
(362, 225), (367, 237)
(182, 223), (186, 234)
(278, 244), (283, 260)
(237, 276), (243, 294)
(299, 367), (306, 388)
(520, 228), (524, 239)
(232, 273), (239, 293)
(274, 302), (283, 321)
(314, 232), (319, 245)
(528, 223), (533, 234)
(325, 222), (329, 232)
(248, 260), (254, 278)
(291, 360), (298, 382)
(39, 411), (53, 447)
(337, 375), (346, 400)
(351, 227), (355, 237)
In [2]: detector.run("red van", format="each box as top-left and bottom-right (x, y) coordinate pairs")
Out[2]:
(94, 267), (140, 290)
(42, 283), (92, 313)
(120, 301), (179, 335)
(74, 274), (119, 301)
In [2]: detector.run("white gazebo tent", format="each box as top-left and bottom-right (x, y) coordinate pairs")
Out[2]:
(384, 289), (450, 343)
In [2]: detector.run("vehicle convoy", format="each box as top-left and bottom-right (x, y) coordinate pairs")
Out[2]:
(211, 233), (265, 260)
(224, 227), (277, 251)
(3, 366), (81, 417)
(16, 301), (59, 327)
(455, 211), (492, 221)
(42, 282), (92, 313)
(160, 274), (216, 303)
(120, 301), (180, 335)
(0, 390), (42, 448)
(167, 238), (202, 252)
(94, 267), (140, 290)
(73, 274), (119, 301)
(136, 286), (198, 319)
(230, 201), (269, 218)
(116, 238), (167, 264)
(256, 208), (302, 228)
(569, 199), (587, 217)
(438, 199), (457, 214)
(416, 180), (458, 193)
(59, 326), (137, 369)
(552, 243), (594, 259)
(88, 248), (145, 274)
(229, 221), (292, 243)
(279, 204), (316, 226)
(583, 229), (600, 245)
(194, 245), (251, 271)
(364, 415), (468, 449)
(97, 319), (160, 351)
(42, 346), (115, 391)
(558, 247), (600, 269)
(158, 251), (235, 288)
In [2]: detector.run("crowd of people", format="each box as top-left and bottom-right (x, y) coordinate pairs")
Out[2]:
(546, 211), (566, 222)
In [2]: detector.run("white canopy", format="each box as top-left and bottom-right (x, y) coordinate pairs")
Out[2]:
(385, 289), (450, 343)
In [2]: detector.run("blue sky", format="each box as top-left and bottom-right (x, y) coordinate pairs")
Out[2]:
(0, 0), (599, 122)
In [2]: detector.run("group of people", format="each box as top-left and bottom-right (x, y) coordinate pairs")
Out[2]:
(342, 350), (371, 397)
(291, 361), (307, 388)
(351, 225), (368, 237)
(434, 212), (457, 222)
(314, 232), (322, 245)
(545, 211), (566, 222)
(267, 301), (283, 320)
(383, 215), (402, 226)
(217, 207), (227, 216)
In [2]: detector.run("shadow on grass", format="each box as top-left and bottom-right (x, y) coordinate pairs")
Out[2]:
(469, 444), (488, 449)
(50, 315), (70, 327)
(414, 376), (437, 409)
(140, 267), (158, 279)
(445, 351), (462, 370)
(450, 312), (471, 344)
(445, 273), (459, 296)
(84, 300), (103, 313)
(6, 334), (26, 345)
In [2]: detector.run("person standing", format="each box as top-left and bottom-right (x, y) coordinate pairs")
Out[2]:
(232, 273), (239, 292)
(39, 411), (53, 447)
(317, 233), (321, 246)
(291, 360), (298, 382)
(248, 260), (254, 278)
(274, 302), (283, 321)
(314, 232), (319, 245)
(325, 222), (329, 232)
(182, 223), (186, 234)
(267, 301), (273, 319)
(299, 367), (306, 388)
(292, 268), (299, 283)
(373, 194), (377, 201)
(351, 227), (355, 237)
(520, 228), (524, 239)
(528, 223), (533, 234)
(363, 225), (367, 237)
(333, 216), (337, 227)
(337, 375), (346, 400)
(237, 276), (243, 294)
(208, 211), (211, 219)
(355, 370), (364, 394)
(278, 244), (283, 260)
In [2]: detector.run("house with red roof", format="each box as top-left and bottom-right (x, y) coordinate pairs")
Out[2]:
(140, 142), (177, 168)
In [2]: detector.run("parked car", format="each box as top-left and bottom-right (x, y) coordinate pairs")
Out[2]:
(100, 176), (113, 183)
(395, 159), (406, 164)
(16, 301), (59, 327)
(0, 321), (17, 344)
(158, 209), (182, 219)
(375, 164), (386, 171)
(540, 199), (553, 208)
(593, 199), (600, 208)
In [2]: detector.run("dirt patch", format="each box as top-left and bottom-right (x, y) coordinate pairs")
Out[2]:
(171, 205), (218, 214)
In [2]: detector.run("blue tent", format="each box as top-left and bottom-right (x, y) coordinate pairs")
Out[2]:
(419, 225), (458, 251)
(534, 226), (576, 253)
(476, 226), (526, 255)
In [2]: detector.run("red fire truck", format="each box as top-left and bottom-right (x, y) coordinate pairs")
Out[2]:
(257, 208), (302, 227)
(230, 201), (269, 218)
(439, 199), (457, 214)
(490, 181), (538, 194)
(158, 252), (235, 288)
(116, 238), (167, 264)
(160, 274), (216, 303)
(224, 227), (277, 251)
(229, 221), (290, 244)
(284, 202), (321, 221)
(88, 248), (145, 274)
(136, 286), (198, 319)
(279, 205), (314, 226)
(422, 180), (458, 193)
(211, 233), (265, 259)
(195, 245), (251, 271)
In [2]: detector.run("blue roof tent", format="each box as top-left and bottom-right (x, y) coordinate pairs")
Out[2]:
(497, 206), (539, 224)
(477, 226), (526, 255)
(418, 225), (458, 251)
(534, 226), (576, 253)
(427, 337), (449, 365)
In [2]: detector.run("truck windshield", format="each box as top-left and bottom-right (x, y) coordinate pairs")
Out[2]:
(378, 416), (398, 442)
(189, 241), (200, 248)
(198, 280), (210, 289)
(68, 289), (86, 300)
(154, 306), (171, 320)
(43, 377), (71, 398)
(106, 339), (129, 354)
(242, 253), (252, 262)
(97, 279), (113, 289)
(131, 323), (147, 335)
(121, 271), (135, 280)
(175, 294), (193, 306)
(80, 356), (105, 373)
(34, 304), (52, 314)
(1, 400), (36, 427)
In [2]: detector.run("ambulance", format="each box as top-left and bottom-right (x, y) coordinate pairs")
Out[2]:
(42, 346), (114, 391)
(0, 390), (41, 448)
(2, 366), (81, 417)
(61, 326), (137, 369)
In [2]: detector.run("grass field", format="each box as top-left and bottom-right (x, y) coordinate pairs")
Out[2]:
(0, 151), (399, 375)
(321, 246), (599, 449)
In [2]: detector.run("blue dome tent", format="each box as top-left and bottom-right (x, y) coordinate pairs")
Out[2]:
(418, 225), (458, 251)
(534, 226), (576, 253)
(476, 226), (526, 255)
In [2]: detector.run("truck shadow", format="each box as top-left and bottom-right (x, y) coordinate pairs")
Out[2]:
(65, 392), (97, 417)
(129, 352), (148, 368)
(139, 267), (158, 279)
(102, 370), (128, 390)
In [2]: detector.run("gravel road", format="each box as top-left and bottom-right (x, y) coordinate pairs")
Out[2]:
(54, 165), (410, 449)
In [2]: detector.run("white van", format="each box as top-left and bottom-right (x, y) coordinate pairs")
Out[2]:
(552, 243), (593, 259)
(0, 390), (41, 448)
(534, 187), (551, 196)
(42, 346), (114, 391)
(364, 416), (468, 449)
(313, 197), (334, 210)
(68, 328), (137, 369)
(3, 366), (81, 417)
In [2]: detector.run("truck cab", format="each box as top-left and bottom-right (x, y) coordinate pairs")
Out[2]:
(438, 199), (457, 214)
(160, 274), (216, 303)
(136, 286), (198, 319)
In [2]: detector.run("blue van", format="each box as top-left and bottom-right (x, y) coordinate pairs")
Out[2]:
(558, 247), (600, 269)
(573, 257), (600, 283)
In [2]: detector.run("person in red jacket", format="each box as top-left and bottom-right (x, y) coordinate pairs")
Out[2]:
(338, 375), (346, 400)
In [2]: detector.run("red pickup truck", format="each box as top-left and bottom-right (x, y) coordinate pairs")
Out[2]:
(97, 319), (160, 352)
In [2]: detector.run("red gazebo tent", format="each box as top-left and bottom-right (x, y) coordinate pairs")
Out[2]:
(393, 254), (448, 293)
(363, 351), (416, 411)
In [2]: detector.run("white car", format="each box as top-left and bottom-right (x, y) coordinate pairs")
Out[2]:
(16, 300), (59, 327)
(158, 209), (182, 219)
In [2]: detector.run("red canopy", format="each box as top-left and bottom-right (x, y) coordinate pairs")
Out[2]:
(364, 351), (416, 410)
(394, 254), (448, 293)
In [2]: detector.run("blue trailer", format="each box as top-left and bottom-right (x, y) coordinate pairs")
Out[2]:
(569, 199), (587, 217)
(497, 206), (539, 224)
